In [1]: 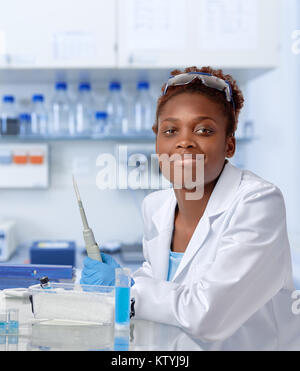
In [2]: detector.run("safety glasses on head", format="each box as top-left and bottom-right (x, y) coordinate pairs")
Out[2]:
(163, 72), (235, 110)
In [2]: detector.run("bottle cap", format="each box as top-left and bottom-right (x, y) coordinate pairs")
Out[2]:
(40, 276), (50, 287)
(109, 81), (121, 91)
(95, 111), (108, 120)
(55, 82), (67, 90)
(79, 83), (91, 91)
(32, 94), (44, 102)
(137, 81), (149, 90)
(19, 113), (31, 122)
(3, 95), (14, 103)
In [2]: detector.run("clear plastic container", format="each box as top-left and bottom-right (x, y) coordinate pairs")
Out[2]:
(115, 268), (131, 330)
(74, 82), (94, 136)
(31, 94), (48, 136)
(0, 310), (7, 334)
(134, 81), (154, 134)
(105, 81), (127, 135)
(93, 111), (108, 136)
(19, 113), (32, 137)
(7, 309), (19, 334)
(0, 95), (19, 136)
(29, 283), (115, 325)
(50, 82), (74, 137)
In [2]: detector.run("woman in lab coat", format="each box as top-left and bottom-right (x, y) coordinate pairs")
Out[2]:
(81, 66), (294, 342)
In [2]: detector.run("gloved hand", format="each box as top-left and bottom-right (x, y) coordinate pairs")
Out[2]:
(80, 252), (121, 286)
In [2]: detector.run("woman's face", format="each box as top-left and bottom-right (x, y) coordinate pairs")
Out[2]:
(155, 92), (235, 190)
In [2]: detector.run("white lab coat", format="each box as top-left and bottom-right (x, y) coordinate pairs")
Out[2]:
(131, 161), (294, 342)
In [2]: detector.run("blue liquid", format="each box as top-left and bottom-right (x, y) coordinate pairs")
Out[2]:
(7, 321), (19, 334)
(115, 287), (130, 326)
(114, 334), (129, 351)
(0, 322), (6, 335)
(8, 335), (18, 345)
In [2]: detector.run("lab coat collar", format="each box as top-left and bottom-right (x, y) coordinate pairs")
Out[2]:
(149, 161), (242, 281)
(173, 162), (242, 281)
(152, 161), (242, 232)
(205, 161), (242, 218)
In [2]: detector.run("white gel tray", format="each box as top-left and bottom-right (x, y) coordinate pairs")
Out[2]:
(29, 283), (115, 325)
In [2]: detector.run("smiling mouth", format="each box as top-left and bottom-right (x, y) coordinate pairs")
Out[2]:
(171, 153), (206, 164)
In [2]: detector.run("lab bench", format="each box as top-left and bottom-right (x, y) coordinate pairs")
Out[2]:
(0, 292), (200, 351)
(1, 291), (300, 351)
(2, 245), (300, 351)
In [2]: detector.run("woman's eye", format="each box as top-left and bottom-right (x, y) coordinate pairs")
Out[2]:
(163, 128), (176, 135)
(195, 128), (213, 135)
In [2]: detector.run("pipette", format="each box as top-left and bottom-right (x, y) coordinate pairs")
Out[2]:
(72, 175), (102, 262)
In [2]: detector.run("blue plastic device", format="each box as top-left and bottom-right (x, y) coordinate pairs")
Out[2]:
(30, 240), (76, 266)
(0, 264), (74, 289)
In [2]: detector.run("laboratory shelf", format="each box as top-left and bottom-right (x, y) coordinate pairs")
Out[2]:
(0, 135), (254, 144)
(0, 134), (157, 143)
(0, 67), (275, 85)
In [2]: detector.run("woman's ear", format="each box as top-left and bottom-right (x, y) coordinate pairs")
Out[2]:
(226, 135), (236, 158)
(153, 123), (158, 153)
(152, 123), (157, 135)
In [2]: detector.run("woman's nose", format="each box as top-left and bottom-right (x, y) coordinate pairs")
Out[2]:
(176, 136), (197, 149)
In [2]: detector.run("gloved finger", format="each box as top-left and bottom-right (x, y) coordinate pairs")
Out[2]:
(80, 273), (99, 285)
(80, 272), (115, 287)
(82, 263), (115, 280)
(83, 256), (105, 269)
(101, 253), (121, 268)
(81, 268), (101, 279)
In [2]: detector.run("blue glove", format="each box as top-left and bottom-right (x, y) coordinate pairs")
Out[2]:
(80, 252), (121, 286)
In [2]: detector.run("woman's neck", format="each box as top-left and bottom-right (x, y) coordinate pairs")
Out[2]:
(173, 179), (217, 229)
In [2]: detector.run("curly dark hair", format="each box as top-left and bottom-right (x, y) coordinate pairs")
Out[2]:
(153, 66), (244, 136)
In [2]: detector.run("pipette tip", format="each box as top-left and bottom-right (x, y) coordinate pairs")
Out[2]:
(72, 174), (81, 202)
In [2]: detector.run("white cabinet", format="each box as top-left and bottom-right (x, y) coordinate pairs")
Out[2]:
(0, 0), (280, 71)
(0, 0), (116, 68)
(117, 0), (280, 69)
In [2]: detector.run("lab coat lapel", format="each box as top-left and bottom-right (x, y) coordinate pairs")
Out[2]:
(172, 162), (242, 281)
(172, 211), (211, 281)
(147, 190), (177, 280)
(146, 229), (173, 280)
(147, 162), (242, 282)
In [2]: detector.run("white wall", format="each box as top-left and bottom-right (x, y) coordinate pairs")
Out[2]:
(245, 0), (300, 247)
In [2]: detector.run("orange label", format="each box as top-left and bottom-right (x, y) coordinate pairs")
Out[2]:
(13, 155), (28, 164)
(29, 156), (44, 165)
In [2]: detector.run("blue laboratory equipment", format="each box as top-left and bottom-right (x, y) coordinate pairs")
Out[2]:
(30, 240), (76, 266)
(0, 264), (74, 289)
(115, 267), (131, 330)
